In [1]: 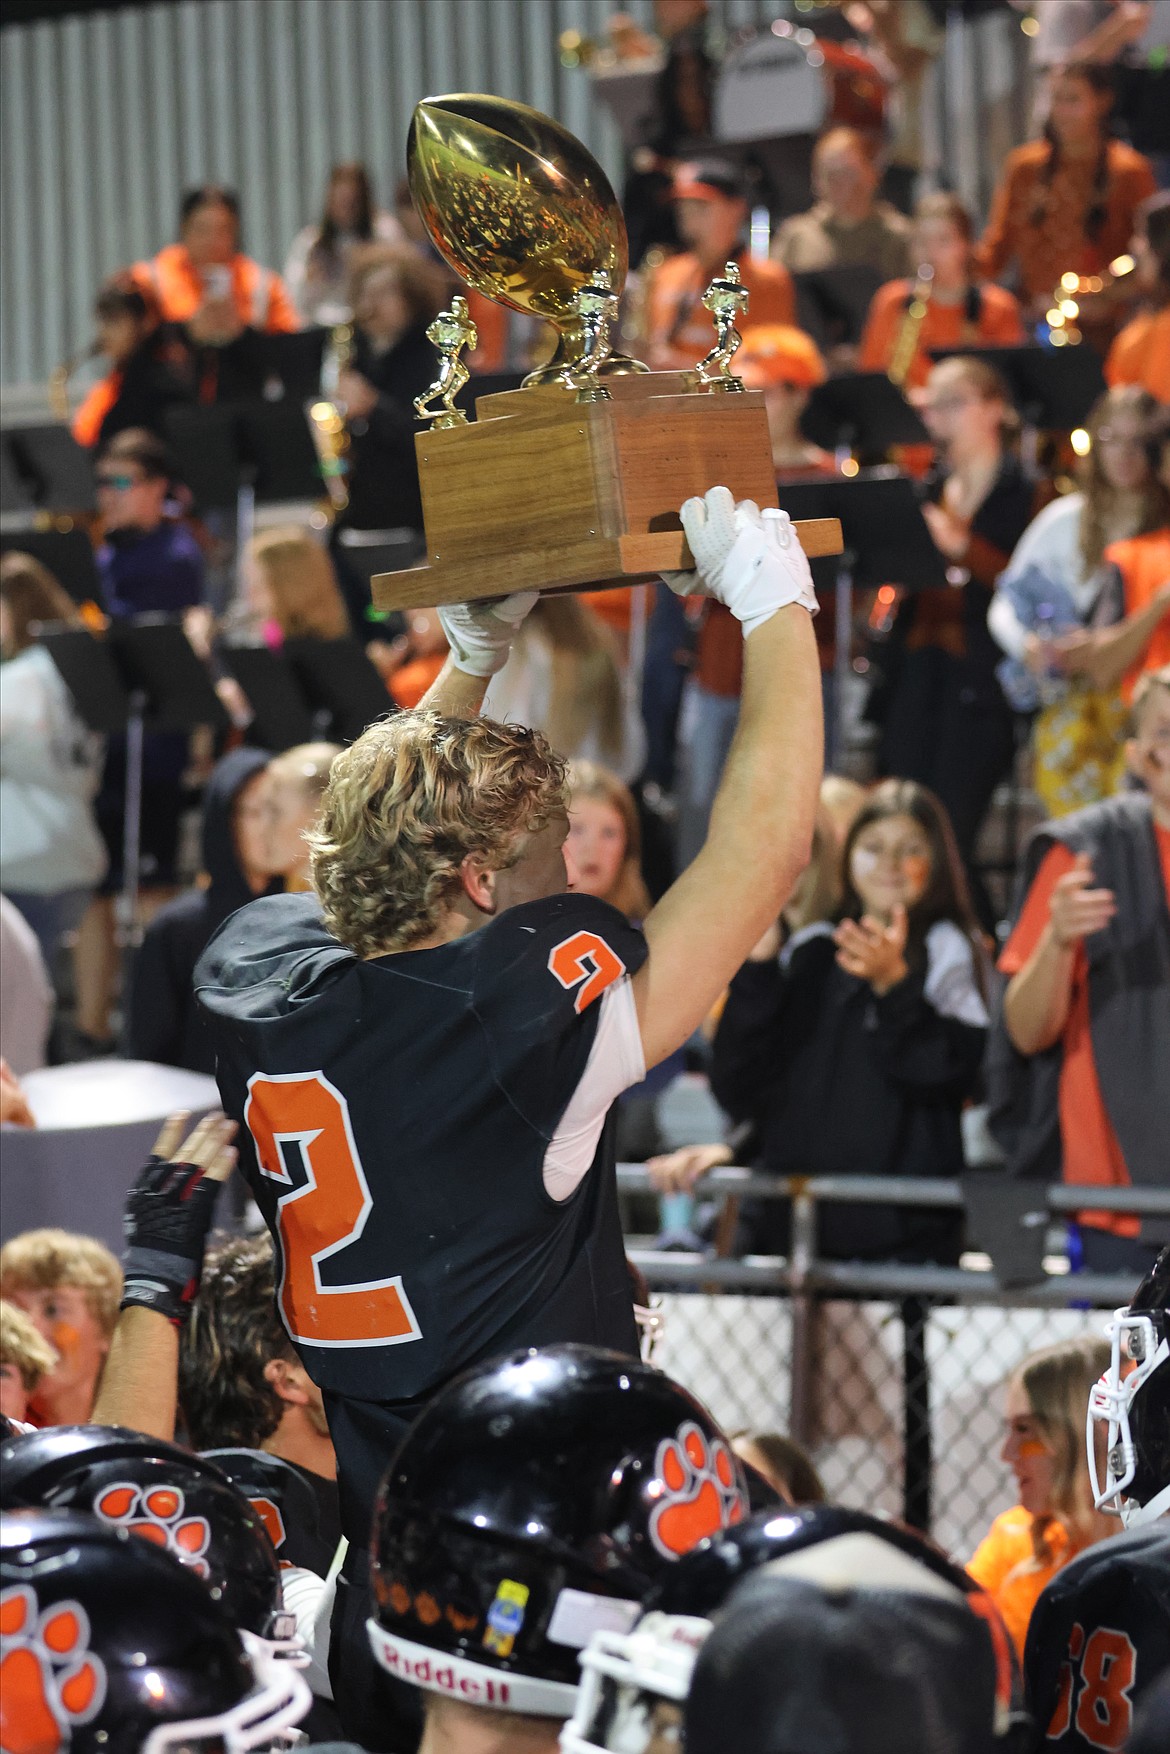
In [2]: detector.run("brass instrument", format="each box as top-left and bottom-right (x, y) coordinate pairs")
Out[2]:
(48, 341), (100, 421)
(887, 263), (934, 388)
(306, 322), (354, 513)
(1042, 254), (1136, 348)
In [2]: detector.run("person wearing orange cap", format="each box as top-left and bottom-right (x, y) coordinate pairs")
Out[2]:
(675, 324), (835, 867)
(645, 162), (796, 372)
(859, 193), (1024, 393)
(736, 323), (832, 475)
(131, 185), (299, 348)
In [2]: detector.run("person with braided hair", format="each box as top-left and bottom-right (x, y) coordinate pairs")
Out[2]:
(976, 62), (1155, 341)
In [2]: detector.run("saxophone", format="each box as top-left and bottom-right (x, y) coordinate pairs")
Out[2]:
(306, 322), (354, 514)
(887, 263), (934, 388)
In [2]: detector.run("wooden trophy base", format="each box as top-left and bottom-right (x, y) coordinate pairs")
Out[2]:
(370, 372), (843, 612)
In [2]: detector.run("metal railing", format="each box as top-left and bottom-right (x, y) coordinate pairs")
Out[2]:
(620, 1168), (1167, 1552)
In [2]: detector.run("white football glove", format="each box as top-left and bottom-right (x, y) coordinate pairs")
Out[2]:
(437, 590), (539, 677)
(662, 486), (818, 636)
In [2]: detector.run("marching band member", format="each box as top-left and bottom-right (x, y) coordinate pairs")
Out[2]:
(976, 62), (1155, 337)
(860, 193), (1025, 391)
(645, 162), (795, 372)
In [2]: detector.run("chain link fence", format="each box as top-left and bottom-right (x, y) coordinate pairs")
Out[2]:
(623, 1167), (1169, 1563)
(647, 1290), (1106, 1561)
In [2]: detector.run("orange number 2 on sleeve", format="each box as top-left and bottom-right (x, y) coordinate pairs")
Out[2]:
(244, 1071), (422, 1350)
(548, 931), (626, 1014)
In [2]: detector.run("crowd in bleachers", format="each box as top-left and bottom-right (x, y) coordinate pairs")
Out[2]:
(1, 6), (1170, 1750)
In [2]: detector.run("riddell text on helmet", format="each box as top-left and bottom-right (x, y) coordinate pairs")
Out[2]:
(371, 1632), (511, 1704)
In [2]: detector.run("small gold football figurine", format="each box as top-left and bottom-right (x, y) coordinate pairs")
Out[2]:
(695, 261), (749, 392)
(414, 296), (478, 428)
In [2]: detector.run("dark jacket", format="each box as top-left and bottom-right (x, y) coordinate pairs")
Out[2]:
(711, 923), (986, 1261)
(128, 748), (278, 1071)
(987, 791), (1170, 1186)
(89, 322), (269, 447)
(338, 322), (436, 532)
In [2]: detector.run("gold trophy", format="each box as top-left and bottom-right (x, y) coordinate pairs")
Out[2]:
(373, 94), (840, 612)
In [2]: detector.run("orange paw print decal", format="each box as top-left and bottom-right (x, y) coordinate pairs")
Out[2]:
(0, 1585), (107, 1754)
(92, 1482), (210, 1577)
(649, 1422), (747, 1560)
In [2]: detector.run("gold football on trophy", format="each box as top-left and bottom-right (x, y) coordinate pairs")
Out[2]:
(407, 93), (646, 383)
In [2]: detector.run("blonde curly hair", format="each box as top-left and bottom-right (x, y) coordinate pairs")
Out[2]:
(308, 710), (568, 957)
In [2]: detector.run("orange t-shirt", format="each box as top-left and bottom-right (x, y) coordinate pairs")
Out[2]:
(999, 828), (1170, 1234)
(1105, 529), (1170, 700)
(858, 278), (1025, 391)
(1105, 307), (1170, 403)
(132, 245), (299, 334)
(646, 252), (796, 373)
(968, 1506), (1072, 1661)
(388, 652), (445, 709)
(975, 138), (1156, 304)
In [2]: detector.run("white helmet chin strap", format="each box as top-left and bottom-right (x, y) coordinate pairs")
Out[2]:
(1086, 1307), (1168, 1525)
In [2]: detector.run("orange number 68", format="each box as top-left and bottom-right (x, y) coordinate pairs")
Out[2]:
(244, 1071), (422, 1350)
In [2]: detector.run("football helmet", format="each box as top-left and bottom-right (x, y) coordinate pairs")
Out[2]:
(1088, 1246), (1170, 1526)
(562, 1506), (1022, 1753)
(0, 1507), (310, 1754)
(367, 1343), (749, 1719)
(0, 1425), (296, 1646)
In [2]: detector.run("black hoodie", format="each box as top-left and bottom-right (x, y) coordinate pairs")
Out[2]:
(128, 748), (278, 1072)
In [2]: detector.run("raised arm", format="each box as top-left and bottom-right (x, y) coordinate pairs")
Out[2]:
(421, 591), (540, 718)
(92, 1112), (235, 1436)
(633, 492), (822, 1068)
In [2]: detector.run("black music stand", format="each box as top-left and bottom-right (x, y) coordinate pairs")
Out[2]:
(6, 424), (95, 512)
(926, 343), (1107, 430)
(163, 406), (245, 513)
(260, 329), (329, 404)
(217, 646), (316, 751)
(0, 529), (102, 605)
(793, 266), (886, 353)
(782, 471), (948, 765)
(237, 403), (323, 504)
(801, 371), (930, 459)
(41, 617), (228, 1045)
(0, 434), (36, 517)
(283, 638), (394, 743)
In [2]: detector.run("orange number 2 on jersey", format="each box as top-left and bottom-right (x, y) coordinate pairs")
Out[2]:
(548, 931), (626, 1014)
(244, 1071), (422, 1350)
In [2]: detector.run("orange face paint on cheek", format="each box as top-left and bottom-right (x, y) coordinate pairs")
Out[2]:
(1018, 1439), (1048, 1459)
(49, 1322), (81, 1358)
(902, 854), (930, 898)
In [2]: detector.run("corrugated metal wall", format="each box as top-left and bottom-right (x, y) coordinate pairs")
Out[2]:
(0, 0), (1024, 391)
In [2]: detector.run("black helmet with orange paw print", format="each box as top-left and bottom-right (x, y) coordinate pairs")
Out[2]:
(0, 1426), (293, 1651)
(367, 1344), (748, 1720)
(0, 1507), (309, 1754)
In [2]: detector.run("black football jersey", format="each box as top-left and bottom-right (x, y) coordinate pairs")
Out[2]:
(1024, 1524), (1170, 1754)
(201, 1448), (342, 1580)
(196, 891), (647, 1536)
